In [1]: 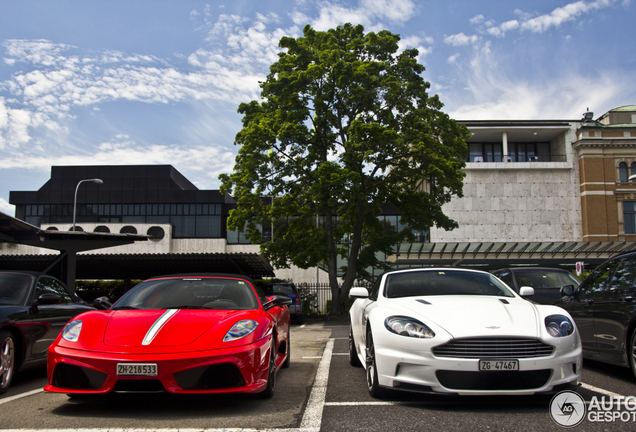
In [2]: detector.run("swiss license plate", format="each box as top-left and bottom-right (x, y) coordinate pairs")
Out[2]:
(479, 359), (519, 371)
(117, 363), (158, 376)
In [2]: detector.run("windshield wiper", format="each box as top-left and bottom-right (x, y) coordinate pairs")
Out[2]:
(164, 305), (212, 310)
(111, 306), (140, 310)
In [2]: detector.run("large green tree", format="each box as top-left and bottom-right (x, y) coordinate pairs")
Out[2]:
(220, 23), (468, 314)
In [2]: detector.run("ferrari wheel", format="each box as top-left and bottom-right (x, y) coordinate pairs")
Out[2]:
(349, 326), (362, 367)
(365, 328), (386, 398)
(258, 339), (277, 399)
(282, 333), (291, 369)
(0, 330), (16, 395)
(629, 330), (636, 380)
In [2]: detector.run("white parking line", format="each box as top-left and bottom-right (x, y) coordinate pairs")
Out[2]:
(299, 338), (334, 431)
(581, 382), (627, 399)
(0, 388), (43, 405)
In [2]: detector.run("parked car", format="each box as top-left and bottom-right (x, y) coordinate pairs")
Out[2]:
(555, 251), (636, 379)
(264, 283), (303, 324)
(0, 271), (95, 394)
(45, 273), (291, 398)
(349, 268), (582, 397)
(492, 267), (582, 304)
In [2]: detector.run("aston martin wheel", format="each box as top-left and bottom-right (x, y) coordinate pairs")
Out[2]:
(629, 330), (636, 380)
(365, 328), (386, 398)
(258, 340), (277, 399)
(349, 326), (362, 367)
(0, 330), (16, 395)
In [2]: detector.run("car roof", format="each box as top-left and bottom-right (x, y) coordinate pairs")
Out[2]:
(376, 267), (490, 279)
(494, 267), (571, 273)
(0, 270), (49, 278)
(146, 273), (257, 285)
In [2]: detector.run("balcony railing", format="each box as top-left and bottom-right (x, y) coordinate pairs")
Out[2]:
(468, 154), (567, 163)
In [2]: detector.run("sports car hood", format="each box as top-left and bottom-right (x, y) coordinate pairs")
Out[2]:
(394, 296), (540, 339)
(103, 309), (243, 347)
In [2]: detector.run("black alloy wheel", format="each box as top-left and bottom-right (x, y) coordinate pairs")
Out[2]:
(258, 339), (277, 399)
(282, 331), (291, 369)
(629, 330), (636, 380)
(0, 330), (16, 395)
(349, 326), (362, 367)
(365, 328), (386, 398)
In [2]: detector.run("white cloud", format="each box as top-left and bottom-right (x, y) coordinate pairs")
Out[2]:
(444, 33), (480, 46)
(447, 54), (460, 64)
(520, 0), (616, 33)
(469, 14), (485, 25)
(445, 41), (633, 120)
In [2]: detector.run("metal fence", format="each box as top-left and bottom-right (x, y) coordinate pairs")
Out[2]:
(296, 281), (372, 315)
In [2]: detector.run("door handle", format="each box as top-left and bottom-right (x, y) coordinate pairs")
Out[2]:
(624, 296), (634, 302)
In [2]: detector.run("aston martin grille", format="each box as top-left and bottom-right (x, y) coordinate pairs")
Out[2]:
(432, 338), (554, 359)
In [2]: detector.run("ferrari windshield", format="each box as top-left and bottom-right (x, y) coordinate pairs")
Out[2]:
(385, 270), (515, 298)
(112, 277), (259, 310)
(0, 273), (32, 305)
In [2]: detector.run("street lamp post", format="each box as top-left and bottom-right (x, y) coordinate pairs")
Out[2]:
(72, 178), (103, 231)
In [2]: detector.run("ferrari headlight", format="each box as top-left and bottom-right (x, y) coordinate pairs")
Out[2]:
(385, 316), (435, 339)
(545, 315), (574, 338)
(62, 320), (82, 342)
(223, 319), (259, 342)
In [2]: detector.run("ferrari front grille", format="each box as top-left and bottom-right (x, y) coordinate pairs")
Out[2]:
(432, 338), (554, 359)
(52, 363), (107, 390)
(173, 363), (245, 390)
(113, 379), (165, 393)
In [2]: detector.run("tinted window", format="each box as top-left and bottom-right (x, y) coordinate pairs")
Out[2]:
(385, 270), (515, 298)
(513, 270), (580, 289)
(578, 260), (619, 295)
(266, 284), (296, 295)
(369, 276), (383, 300)
(113, 277), (259, 310)
(36, 277), (73, 304)
(495, 270), (514, 288)
(608, 256), (636, 291)
(0, 274), (32, 305)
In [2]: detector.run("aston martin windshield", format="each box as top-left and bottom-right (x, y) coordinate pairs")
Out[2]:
(113, 277), (259, 310)
(385, 270), (515, 298)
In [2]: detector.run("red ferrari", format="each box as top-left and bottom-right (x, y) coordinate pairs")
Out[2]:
(44, 274), (292, 398)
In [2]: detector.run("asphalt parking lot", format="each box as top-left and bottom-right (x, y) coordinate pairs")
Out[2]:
(1, 319), (635, 431)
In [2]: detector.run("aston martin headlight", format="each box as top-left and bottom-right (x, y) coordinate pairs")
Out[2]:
(62, 320), (83, 342)
(223, 319), (259, 342)
(384, 316), (435, 338)
(545, 315), (574, 338)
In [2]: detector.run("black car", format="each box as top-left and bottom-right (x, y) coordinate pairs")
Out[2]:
(264, 283), (303, 324)
(0, 271), (95, 394)
(555, 251), (636, 379)
(492, 267), (582, 304)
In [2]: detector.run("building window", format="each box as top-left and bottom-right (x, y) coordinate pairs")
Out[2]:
(507, 142), (550, 162)
(468, 143), (503, 162)
(631, 163), (636, 181)
(620, 162), (629, 182)
(624, 202), (636, 234)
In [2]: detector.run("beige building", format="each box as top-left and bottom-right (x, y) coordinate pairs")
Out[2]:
(574, 106), (636, 242)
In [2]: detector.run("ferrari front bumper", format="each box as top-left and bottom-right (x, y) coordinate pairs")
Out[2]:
(45, 336), (272, 395)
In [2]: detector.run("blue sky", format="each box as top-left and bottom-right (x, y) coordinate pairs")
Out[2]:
(1, 0), (635, 215)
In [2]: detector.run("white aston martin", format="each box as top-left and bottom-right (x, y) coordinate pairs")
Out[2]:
(349, 268), (582, 397)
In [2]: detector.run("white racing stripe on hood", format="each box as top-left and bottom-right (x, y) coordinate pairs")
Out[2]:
(142, 309), (179, 346)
